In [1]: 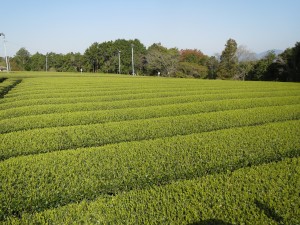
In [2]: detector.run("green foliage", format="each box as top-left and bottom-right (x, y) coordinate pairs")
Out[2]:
(63, 52), (83, 72)
(84, 39), (146, 74)
(177, 62), (208, 78)
(7, 40), (300, 82)
(217, 38), (238, 79)
(237, 61), (255, 80)
(0, 75), (299, 223)
(206, 56), (219, 79)
(1, 121), (299, 220)
(14, 47), (31, 71)
(0, 79), (22, 98)
(4, 158), (299, 225)
(1, 104), (299, 160)
(2, 87), (299, 121)
(0, 57), (5, 68)
(145, 43), (179, 76)
(84, 42), (99, 72)
(1, 95), (299, 134)
(265, 42), (300, 82)
(179, 49), (209, 66)
(248, 51), (276, 81)
(29, 52), (45, 71)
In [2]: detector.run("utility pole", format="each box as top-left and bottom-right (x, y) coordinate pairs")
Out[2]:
(131, 44), (135, 76)
(0, 33), (9, 73)
(46, 54), (48, 72)
(118, 50), (121, 74)
(3, 40), (8, 73)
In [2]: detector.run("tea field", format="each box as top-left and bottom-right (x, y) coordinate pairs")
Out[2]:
(0, 72), (299, 224)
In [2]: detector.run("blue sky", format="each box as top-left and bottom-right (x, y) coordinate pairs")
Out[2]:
(0, 0), (299, 57)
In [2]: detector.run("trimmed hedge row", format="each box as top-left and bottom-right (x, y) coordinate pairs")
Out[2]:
(4, 157), (299, 224)
(1, 89), (299, 120)
(0, 79), (22, 98)
(4, 83), (298, 103)
(1, 76), (299, 223)
(1, 104), (299, 160)
(1, 88), (223, 109)
(1, 80), (219, 99)
(2, 85), (247, 102)
(0, 120), (299, 220)
(1, 95), (299, 134)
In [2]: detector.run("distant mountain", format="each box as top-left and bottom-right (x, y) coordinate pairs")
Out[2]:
(256, 49), (283, 59)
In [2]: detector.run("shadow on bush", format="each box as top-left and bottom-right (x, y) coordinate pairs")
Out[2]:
(0, 79), (22, 98)
(254, 199), (283, 223)
(189, 219), (233, 225)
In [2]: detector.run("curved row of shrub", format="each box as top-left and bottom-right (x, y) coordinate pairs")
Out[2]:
(0, 95), (299, 134)
(4, 87), (292, 110)
(0, 79), (22, 98)
(4, 76), (299, 104)
(3, 79), (216, 98)
(1, 120), (299, 220)
(2, 83), (233, 99)
(1, 90), (299, 120)
(5, 82), (299, 102)
(1, 104), (299, 160)
(2, 86), (210, 104)
(4, 157), (299, 224)
(1, 75), (299, 223)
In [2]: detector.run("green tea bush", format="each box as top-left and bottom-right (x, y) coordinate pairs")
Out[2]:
(0, 121), (299, 219)
(0, 104), (299, 160)
(0, 96), (299, 134)
(1, 75), (299, 223)
(3, 157), (300, 225)
(1, 89), (299, 119)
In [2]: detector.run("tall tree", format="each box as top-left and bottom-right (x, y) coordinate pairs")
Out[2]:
(84, 39), (146, 74)
(177, 62), (208, 78)
(248, 51), (276, 80)
(235, 45), (257, 80)
(45, 52), (65, 72)
(273, 42), (300, 82)
(206, 56), (219, 79)
(178, 49), (209, 78)
(14, 47), (31, 71)
(146, 43), (179, 76)
(217, 38), (238, 79)
(84, 42), (100, 72)
(111, 39), (146, 74)
(63, 52), (83, 72)
(30, 52), (45, 71)
(292, 42), (300, 81)
(180, 49), (208, 66)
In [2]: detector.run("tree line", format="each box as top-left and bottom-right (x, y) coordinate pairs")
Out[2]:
(1, 38), (299, 81)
